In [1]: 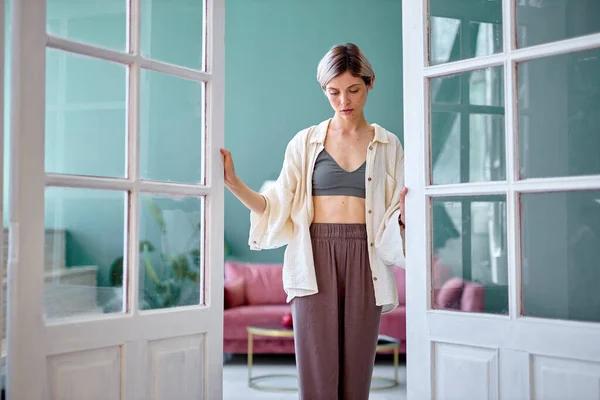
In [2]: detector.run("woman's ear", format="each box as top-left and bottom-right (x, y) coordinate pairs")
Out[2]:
(369, 75), (376, 90)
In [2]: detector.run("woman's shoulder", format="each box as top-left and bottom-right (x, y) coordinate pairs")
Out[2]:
(287, 119), (329, 150)
(372, 123), (403, 150)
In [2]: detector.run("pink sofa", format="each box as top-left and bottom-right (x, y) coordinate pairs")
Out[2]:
(223, 260), (484, 355)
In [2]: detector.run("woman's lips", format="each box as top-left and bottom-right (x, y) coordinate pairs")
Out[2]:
(340, 109), (353, 115)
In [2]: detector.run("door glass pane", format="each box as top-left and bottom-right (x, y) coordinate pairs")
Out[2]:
(46, 49), (127, 178)
(431, 66), (505, 185)
(140, 69), (204, 184)
(431, 196), (508, 315)
(44, 187), (125, 320)
(46, 0), (126, 52)
(518, 48), (600, 179)
(521, 190), (600, 323)
(429, 0), (502, 65)
(141, 0), (205, 70)
(517, 0), (600, 48)
(138, 194), (203, 311)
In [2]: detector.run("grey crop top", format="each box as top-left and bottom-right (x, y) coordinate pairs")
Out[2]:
(312, 150), (366, 198)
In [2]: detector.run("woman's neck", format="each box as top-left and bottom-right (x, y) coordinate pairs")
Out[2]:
(330, 113), (370, 133)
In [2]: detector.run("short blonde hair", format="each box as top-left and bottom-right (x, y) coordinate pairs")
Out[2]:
(316, 43), (375, 89)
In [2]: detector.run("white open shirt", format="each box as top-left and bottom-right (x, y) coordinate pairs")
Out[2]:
(248, 119), (406, 313)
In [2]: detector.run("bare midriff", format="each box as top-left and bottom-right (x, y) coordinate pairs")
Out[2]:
(312, 195), (366, 224)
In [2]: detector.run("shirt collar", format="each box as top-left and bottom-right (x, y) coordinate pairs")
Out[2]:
(310, 119), (389, 144)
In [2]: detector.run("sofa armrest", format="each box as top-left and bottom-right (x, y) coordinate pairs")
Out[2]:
(460, 282), (485, 313)
(224, 278), (245, 309)
(435, 277), (486, 313)
(435, 277), (464, 310)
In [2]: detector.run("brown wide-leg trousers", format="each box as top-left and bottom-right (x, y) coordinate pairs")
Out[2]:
(291, 223), (383, 400)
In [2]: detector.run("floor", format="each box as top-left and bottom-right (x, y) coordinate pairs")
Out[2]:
(223, 354), (407, 400)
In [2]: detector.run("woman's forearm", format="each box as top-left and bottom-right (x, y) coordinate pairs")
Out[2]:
(226, 178), (267, 215)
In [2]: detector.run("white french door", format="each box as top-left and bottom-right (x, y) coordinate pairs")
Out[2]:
(0, 0), (5, 390)
(7, 0), (224, 398)
(403, 0), (600, 399)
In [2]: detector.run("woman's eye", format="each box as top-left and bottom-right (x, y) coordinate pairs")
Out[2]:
(350, 90), (359, 93)
(329, 92), (339, 96)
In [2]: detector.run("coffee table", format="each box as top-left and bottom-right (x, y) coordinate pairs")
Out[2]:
(247, 324), (295, 391)
(372, 334), (401, 390)
(246, 324), (401, 391)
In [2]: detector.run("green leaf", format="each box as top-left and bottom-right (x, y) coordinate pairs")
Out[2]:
(144, 252), (161, 284)
(189, 249), (201, 266)
(186, 270), (200, 284)
(156, 282), (169, 294)
(139, 240), (155, 252)
(171, 255), (190, 280)
(109, 257), (124, 287)
(162, 281), (181, 308)
(162, 282), (173, 307)
(142, 196), (166, 233)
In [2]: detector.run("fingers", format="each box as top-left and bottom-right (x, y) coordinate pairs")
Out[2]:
(400, 187), (408, 214)
(399, 187), (408, 226)
(220, 148), (232, 162)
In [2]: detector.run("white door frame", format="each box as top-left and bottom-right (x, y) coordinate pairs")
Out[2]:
(402, 1), (600, 399)
(7, 0), (225, 398)
(0, 0), (5, 379)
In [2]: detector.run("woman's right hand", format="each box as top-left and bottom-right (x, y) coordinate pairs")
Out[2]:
(220, 148), (239, 188)
(220, 148), (267, 215)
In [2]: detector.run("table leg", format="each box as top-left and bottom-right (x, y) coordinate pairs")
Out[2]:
(247, 332), (253, 386)
(393, 345), (399, 383)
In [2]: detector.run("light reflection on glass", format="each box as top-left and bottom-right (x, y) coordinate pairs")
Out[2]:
(518, 48), (600, 179)
(429, 0), (503, 65)
(521, 191), (600, 323)
(430, 66), (505, 185)
(432, 196), (508, 315)
(517, 0), (600, 48)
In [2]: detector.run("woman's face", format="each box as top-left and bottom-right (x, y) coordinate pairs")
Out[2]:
(324, 71), (373, 120)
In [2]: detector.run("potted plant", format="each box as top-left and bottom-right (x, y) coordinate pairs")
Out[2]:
(105, 196), (232, 311)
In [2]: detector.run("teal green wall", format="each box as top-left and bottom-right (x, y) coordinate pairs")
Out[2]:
(1, 1), (599, 320)
(1, 0), (404, 292)
(224, 0), (404, 262)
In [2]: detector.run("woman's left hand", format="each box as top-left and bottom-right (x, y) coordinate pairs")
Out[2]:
(399, 187), (408, 226)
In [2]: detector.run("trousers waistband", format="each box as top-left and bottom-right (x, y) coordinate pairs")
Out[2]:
(309, 223), (367, 239)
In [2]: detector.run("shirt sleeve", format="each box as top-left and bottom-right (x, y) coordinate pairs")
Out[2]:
(374, 137), (406, 267)
(248, 138), (301, 251)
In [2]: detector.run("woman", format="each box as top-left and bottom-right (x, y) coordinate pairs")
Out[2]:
(221, 43), (407, 400)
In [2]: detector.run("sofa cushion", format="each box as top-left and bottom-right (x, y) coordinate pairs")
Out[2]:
(223, 304), (292, 340)
(225, 262), (287, 305)
(224, 278), (245, 309)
